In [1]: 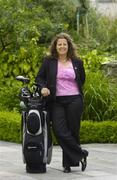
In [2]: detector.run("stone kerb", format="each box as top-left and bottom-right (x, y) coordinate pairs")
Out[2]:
(101, 61), (117, 80)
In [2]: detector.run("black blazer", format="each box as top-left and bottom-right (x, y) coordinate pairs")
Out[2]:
(36, 56), (86, 101)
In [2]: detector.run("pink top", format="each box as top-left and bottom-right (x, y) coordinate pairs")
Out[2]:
(56, 60), (80, 96)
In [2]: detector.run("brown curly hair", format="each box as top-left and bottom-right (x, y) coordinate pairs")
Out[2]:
(49, 32), (77, 59)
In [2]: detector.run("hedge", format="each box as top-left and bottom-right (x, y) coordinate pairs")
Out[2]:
(0, 111), (117, 144)
(0, 111), (21, 143)
(80, 120), (117, 143)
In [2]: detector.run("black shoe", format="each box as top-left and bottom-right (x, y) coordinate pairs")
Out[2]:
(63, 166), (71, 173)
(80, 149), (89, 171)
(81, 157), (87, 171)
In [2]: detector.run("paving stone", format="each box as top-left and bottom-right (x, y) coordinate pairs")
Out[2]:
(0, 141), (117, 180)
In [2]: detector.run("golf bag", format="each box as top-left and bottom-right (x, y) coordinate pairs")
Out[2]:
(16, 76), (52, 173)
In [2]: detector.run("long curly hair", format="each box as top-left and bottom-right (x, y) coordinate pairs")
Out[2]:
(49, 32), (78, 59)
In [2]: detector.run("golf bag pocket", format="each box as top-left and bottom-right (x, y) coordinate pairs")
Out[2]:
(23, 109), (45, 165)
(27, 109), (42, 135)
(23, 134), (44, 165)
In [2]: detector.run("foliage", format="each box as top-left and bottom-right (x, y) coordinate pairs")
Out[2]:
(79, 50), (117, 121)
(77, 0), (90, 37)
(1, 111), (117, 144)
(0, 0), (77, 112)
(81, 49), (109, 70)
(0, 0), (117, 122)
(82, 70), (117, 121)
(0, 0), (76, 84)
(78, 7), (117, 53)
(38, 0), (76, 30)
(80, 120), (117, 143)
(108, 18), (117, 53)
(0, 0), (47, 84)
(0, 111), (21, 143)
(0, 80), (20, 111)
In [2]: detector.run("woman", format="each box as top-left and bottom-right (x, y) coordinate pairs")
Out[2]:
(36, 32), (89, 173)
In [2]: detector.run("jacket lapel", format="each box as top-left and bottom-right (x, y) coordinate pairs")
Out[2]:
(48, 59), (58, 90)
(50, 59), (57, 79)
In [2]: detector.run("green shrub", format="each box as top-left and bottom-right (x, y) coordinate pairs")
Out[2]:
(0, 111), (21, 143)
(80, 50), (117, 121)
(83, 71), (110, 121)
(0, 81), (20, 111)
(80, 120), (117, 144)
(82, 70), (117, 121)
(78, 7), (117, 53)
(0, 111), (117, 144)
(82, 50), (109, 70)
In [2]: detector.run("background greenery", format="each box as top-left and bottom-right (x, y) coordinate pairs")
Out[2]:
(0, 0), (117, 143)
(0, 111), (117, 144)
(0, 111), (21, 143)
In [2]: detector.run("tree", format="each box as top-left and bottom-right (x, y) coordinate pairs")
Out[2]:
(76, 0), (90, 37)
(0, 0), (78, 111)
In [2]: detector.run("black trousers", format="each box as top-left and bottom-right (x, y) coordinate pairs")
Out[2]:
(51, 95), (84, 167)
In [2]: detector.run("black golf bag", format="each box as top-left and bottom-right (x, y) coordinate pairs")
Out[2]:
(16, 76), (52, 173)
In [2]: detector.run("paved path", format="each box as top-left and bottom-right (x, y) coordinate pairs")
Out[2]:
(0, 141), (117, 180)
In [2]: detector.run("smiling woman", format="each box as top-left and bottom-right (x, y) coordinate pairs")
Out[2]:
(36, 32), (89, 173)
(56, 38), (68, 61)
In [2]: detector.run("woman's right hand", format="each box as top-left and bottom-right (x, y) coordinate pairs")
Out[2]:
(41, 88), (50, 97)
